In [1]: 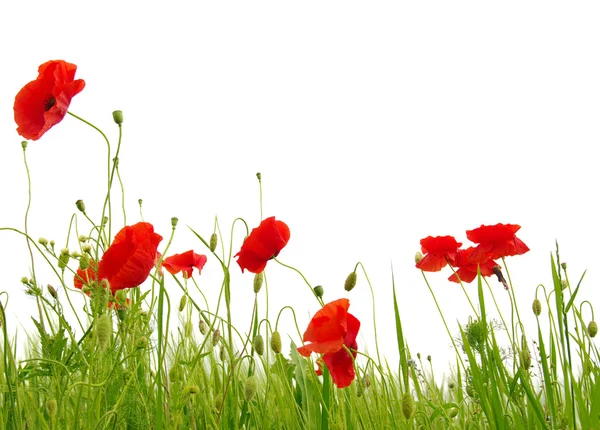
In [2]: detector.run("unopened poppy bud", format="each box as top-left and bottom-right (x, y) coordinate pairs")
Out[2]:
(82, 243), (92, 253)
(588, 321), (598, 338)
(314, 285), (324, 298)
(112, 110), (123, 125)
(244, 376), (257, 401)
(209, 233), (218, 252)
(401, 392), (415, 419)
(101, 217), (108, 226)
(253, 334), (264, 356)
(21, 277), (29, 285)
(58, 248), (70, 269)
(47, 284), (58, 299)
(179, 295), (187, 312)
(561, 262), (567, 270)
(199, 319), (208, 335)
(49, 240), (55, 247)
(344, 271), (357, 292)
(185, 385), (199, 395)
(427, 355), (432, 362)
(253, 272), (264, 293)
(21, 141), (28, 150)
(171, 217), (178, 227)
(212, 329), (220, 346)
(169, 364), (182, 381)
(79, 255), (90, 270)
(415, 251), (424, 264)
(256, 172), (262, 181)
(561, 279), (568, 290)
(78, 235), (88, 243)
(532, 299), (542, 316)
(38, 237), (48, 246)
(75, 200), (86, 213)
(95, 315), (112, 351)
(271, 331), (282, 354)
(185, 321), (193, 337)
(46, 398), (58, 418)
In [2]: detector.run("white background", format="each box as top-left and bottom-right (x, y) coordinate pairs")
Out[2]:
(1, 2), (599, 379)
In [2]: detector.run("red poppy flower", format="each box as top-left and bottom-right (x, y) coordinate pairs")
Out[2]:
(98, 222), (163, 293)
(416, 235), (462, 272)
(466, 223), (530, 262)
(235, 216), (290, 273)
(448, 247), (498, 283)
(162, 250), (207, 278)
(14, 60), (85, 141)
(297, 298), (361, 388)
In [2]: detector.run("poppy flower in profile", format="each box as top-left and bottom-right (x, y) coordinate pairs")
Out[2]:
(162, 250), (207, 278)
(234, 216), (290, 273)
(416, 235), (462, 272)
(448, 247), (498, 283)
(297, 298), (361, 388)
(466, 223), (529, 262)
(98, 222), (163, 293)
(14, 60), (85, 141)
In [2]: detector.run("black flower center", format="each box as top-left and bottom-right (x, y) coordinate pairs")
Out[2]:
(44, 95), (56, 111)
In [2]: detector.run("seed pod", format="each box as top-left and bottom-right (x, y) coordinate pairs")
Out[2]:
(271, 331), (282, 354)
(209, 233), (218, 252)
(75, 200), (86, 213)
(199, 320), (208, 335)
(588, 321), (598, 338)
(253, 334), (264, 356)
(244, 376), (257, 401)
(95, 315), (112, 351)
(313, 285), (324, 298)
(532, 299), (542, 316)
(344, 271), (357, 292)
(112, 110), (123, 125)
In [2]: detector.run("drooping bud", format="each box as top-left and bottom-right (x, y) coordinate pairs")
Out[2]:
(253, 334), (264, 356)
(401, 391), (415, 419)
(244, 376), (258, 401)
(199, 319), (208, 335)
(95, 314), (112, 351)
(112, 110), (123, 125)
(344, 271), (357, 292)
(47, 284), (58, 299)
(209, 233), (218, 252)
(588, 321), (598, 338)
(256, 172), (262, 181)
(313, 285), (324, 298)
(212, 329), (220, 346)
(532, 299), (542, 316)
(415, 251), (424, 264)
(253, 272), (264, 293)
(271, 331), (282, 354)
(46, 398), (58, 418)
(171, 217), (179, 228)
(75, 200), (86, 213)
(520, 335), (531, 369)
(179, 295), (187, 312)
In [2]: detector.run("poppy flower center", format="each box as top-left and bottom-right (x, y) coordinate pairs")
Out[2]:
(44, 95), (56, 111)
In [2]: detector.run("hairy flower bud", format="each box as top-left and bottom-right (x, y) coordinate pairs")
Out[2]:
(401, 392), (415, 419)
(95, 315), (112, 351)
(199, 319), (208, 335)
(271, 331), (282, 354)
(75, 199), (86, 213)
(414, 251), (424, 264)
(244, 376), (257, 401)
(209, 233), (218, 252)
(38, 237), (48, 246)
(79, 254), (90, 270)
(112, 110), (123, 125)
(344, 271), (357, 292)
(58, 248), (70, 270)
(179, 295), (187, 312)
(588, 321), (598, 338)
(253, 272), (264, 293)
(253, 334), (264, 356)
(184, 321), (193, 338)
(313, 285), (324, 298)
(47, 284), (58, 299)
(532, 299), (542, 316)
(212, 329), (220, 346)
(46, 398), (58, 418)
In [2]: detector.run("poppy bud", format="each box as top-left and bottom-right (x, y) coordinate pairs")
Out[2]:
(256, 172), (262, 181)
(253, 334), (264, 356)
(212, 329), (220, 346)
(520, 346), (531, 370)
(21, 141), (28, 150)
(588, 321), (598, 338)
(185, 385), (199, 395)
(82, 243), (92, 253)
(169, 364), (182, 381)
(171, 217), (179, 228)
(561, 279), (568, 290)
(47, 284), (58, 299)
(78, 235), (88, 243)
(185, 321), (192, 338)
(271, 331), (282, 354)
(219, 345), (226, 361)
(101, 217), (108, 226)
(561, 262), (567, 270)
(58, 248), (70, 269)
(46, 398), (58, 418)
(401, 392), (415, 419)
(75, 200), (86, 213)
(112, 110), (123, 125)
(415, 251), (424, 264)
(95, 314), (112, 351)
(244, 376), (257, 401)
(313, 285), (324, 298)
(38, 237), (48, 246)
(532, 299), (542, 316)
(179, 295), (187, 312)
(199, 319), (208, 335)
(253, 272), (264, 293)
(209, 233), (218, 252)
(427, 355), (432, 363)
(344, 271), (357, 292)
